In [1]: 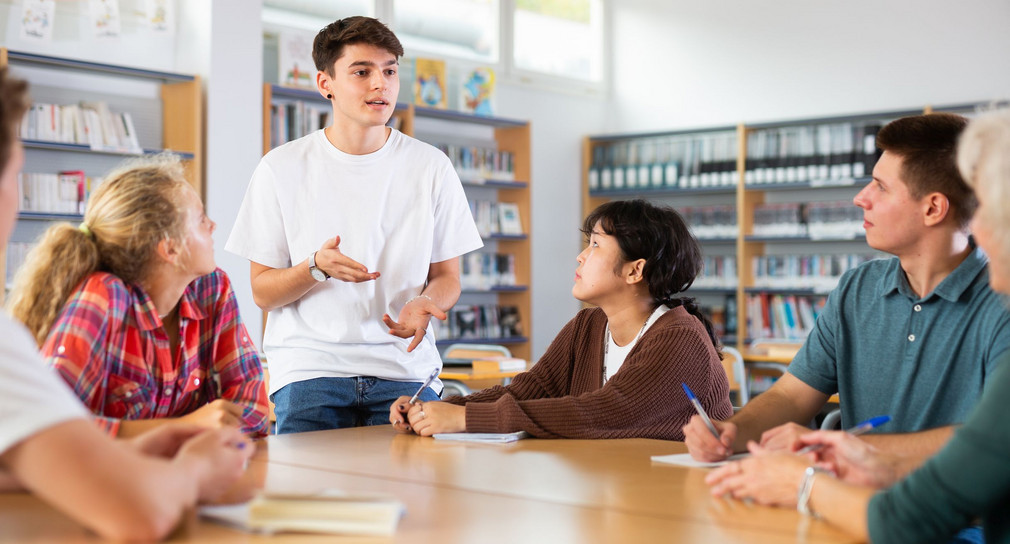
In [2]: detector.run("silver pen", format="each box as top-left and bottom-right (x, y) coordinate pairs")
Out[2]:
(409, 368), (440, 405)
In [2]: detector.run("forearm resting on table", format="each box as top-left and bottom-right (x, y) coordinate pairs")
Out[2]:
(811, 474), (875, 541)
(728, 376), (828, 450)
(860, 425), (954, 471)
(250, 261), (316, 312)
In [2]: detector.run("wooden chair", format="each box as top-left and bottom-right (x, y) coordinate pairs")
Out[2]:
(721, 346), (749, 407)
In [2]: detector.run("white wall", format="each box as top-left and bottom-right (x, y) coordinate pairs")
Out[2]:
(608, 0), (1010, 132)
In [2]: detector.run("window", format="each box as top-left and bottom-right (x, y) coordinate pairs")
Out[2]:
(262, 0), (375, 33)
(392, 0), (499, 63)
(512, 0), (603, 83)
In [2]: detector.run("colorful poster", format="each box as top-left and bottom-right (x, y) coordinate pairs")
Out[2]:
(89, 0), (122, 40)
(19, 0), (55, 42)
(278, 31), (316, 89)
(414, 58), (447, 110)
(461, 67), (495, 116)
(144, 0), (175, 34)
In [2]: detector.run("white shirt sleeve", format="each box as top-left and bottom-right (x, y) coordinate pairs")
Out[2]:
(225, 159), (291, 269)
(430, 159), (483, 263)
(0, 316), (88, 456)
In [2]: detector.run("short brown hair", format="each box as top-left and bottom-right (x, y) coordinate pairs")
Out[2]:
(0, 67), (30, 169)
(876, 113), (974, 228)
(312, 16), (404, 76)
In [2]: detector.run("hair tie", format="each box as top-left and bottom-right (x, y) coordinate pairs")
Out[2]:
(78, 222), (93, 239)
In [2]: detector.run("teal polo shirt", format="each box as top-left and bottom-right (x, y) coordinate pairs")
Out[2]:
(788, 246), (1010, 432)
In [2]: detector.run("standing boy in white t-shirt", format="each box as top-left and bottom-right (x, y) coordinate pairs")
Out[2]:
(227, 16), (482, 433)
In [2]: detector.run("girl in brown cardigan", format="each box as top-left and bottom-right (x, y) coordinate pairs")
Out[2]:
(390, 199), (732, 439)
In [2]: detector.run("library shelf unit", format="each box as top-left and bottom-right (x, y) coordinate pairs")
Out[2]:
(263, 84), (533, 362)
(583, 105), (977, 364)
(1, 48), (202, 302)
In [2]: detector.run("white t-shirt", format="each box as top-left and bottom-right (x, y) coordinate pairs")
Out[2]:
(604, 305), (671, 382)
(226, 128), (483, 395)
(0, 313), (88, 456)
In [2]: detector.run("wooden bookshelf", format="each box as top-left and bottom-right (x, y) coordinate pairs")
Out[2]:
(262, 84), (532, 362)
(582, 104), (981, 355)
(1, 48), (203, 303)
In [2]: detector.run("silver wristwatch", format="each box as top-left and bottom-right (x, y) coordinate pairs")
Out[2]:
(308, 251), (328, 282)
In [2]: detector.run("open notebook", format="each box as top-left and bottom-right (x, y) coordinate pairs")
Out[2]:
(200, 490), (405, 536)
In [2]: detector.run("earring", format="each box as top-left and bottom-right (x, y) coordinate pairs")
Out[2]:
(327, 94), (332, 99)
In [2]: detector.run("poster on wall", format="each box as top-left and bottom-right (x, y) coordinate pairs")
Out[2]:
(144, 0), (175, 34)
(278, 31), (317, 89)
(460, 67), (495, 116)
(414, 58), (447, 110)
(19, 0), (55, 42)
(89, 0), (122, 40)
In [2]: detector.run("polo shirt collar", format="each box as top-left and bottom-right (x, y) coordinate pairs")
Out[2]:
(878, 241), (987, 302)
(132, 281), (208, 331)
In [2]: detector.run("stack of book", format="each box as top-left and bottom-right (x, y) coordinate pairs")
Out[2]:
(17, 171), (96, 215)
(744, 121), (885, 186)
(681, 205), (737, 240)
(588, 130), (738, 192)
(460, 252), (517, 290)
(437, 304), (523, 340)
(269, 101), (331, 148)
(436, 143), (515, 182)
(694, 256), (737, 290)
(751, 253), (880, 292)
(19, 101), (143, 153)
(746, 293), (828, 341)
(468, 199), (523, 237)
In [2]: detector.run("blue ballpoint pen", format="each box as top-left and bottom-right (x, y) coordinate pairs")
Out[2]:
(682, 383), (722, 440)
(795, 415), (891, 455)
(409, 368), (441, 405)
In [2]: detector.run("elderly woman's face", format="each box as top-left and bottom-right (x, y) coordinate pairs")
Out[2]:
(971, 183), (1008, 294)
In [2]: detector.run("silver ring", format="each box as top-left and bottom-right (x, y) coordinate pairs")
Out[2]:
(419, 410), (426, 419)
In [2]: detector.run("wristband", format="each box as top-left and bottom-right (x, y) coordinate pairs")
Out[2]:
(797, 466), (831, 519)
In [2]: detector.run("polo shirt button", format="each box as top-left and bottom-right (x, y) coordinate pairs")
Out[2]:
(908, 334), (916, 342)
(194, 378), (201, 386)
(914, 304), (922, 312)
(166, 387), (173, 394)
(57, 345), (66, 354)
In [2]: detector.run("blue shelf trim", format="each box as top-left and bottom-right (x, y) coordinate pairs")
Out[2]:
(745, 235), (866, 243)
(590, 186), (736, 197)
(437, 336), (528, 346)
(23, 140), (195, 160)
(413, 105), (527, 127)
(590, 124), (738, 142)
(461, 179), (529, 189)
(8, 50), (194, 82)
(461, 286), (529, 294)
(483, 233), (528, 241)
(18, 212), (84, 221)
(744, 287), (832, 295)
(744, 177), (871, 191)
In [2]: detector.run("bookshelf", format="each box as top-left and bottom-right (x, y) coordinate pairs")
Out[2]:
(583, 105), (978, 361)
(0, 48), (203, 302)
(262, 84), (532, 362)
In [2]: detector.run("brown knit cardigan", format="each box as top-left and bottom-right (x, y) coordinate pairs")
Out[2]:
(445, 306), (732, 440)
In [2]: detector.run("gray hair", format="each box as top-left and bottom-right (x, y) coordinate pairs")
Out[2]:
(958, 109), (1010, 267)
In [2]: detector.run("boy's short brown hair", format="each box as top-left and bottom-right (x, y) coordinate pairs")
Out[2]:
(312, 16), (404, 76)
(876, 113), (975, 228)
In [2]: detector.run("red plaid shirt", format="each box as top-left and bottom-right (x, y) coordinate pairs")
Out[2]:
(42, 268), (268, 437)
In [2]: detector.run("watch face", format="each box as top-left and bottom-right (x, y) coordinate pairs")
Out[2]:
(310, 267), (327, 282)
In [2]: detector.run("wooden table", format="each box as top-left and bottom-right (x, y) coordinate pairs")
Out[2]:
(0, 426), (861, 543)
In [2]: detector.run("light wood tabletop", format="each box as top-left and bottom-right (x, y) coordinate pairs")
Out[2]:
(0, 425), (862, 543)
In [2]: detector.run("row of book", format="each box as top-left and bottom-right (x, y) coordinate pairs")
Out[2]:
(17, 171), (99, 215)
(433, 304), (523, 341)
(693, 256), (737, 290)
(700, 295), (738, 337)
(752, 201), (864, 239)
(269, 100), (331, 149)
(5, 242), (34, 287)
(19, 101), (143, 153)
(744, 122), (884, 186)
(588, 130), (739, 192)
(746, 293), (828, 341)
(435, 144), (515, 182)
(682, 205), (737, 240)
(752, 253), (880, 292)
(460, 252), (517, 290)
(468, 199), (523, 237)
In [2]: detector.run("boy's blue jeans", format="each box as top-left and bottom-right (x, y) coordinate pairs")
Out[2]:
(270, 376), (440, 434)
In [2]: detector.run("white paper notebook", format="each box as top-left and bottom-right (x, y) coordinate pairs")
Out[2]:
(432, 431), (530, 443)
(650, 452), (750, 468)
(200, 490), (405, 536)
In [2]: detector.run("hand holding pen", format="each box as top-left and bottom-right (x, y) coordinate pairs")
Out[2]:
(682, 383), (737, 462)
(389, 368), (440, 433)
(794, 415), (890, 455)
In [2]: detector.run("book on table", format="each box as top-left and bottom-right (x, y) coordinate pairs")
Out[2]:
(200, 490), (405, 536)
(433, 431), (530, 443)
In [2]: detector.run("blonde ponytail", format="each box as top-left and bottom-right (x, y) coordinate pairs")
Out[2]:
(7, 153), (190, 346)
